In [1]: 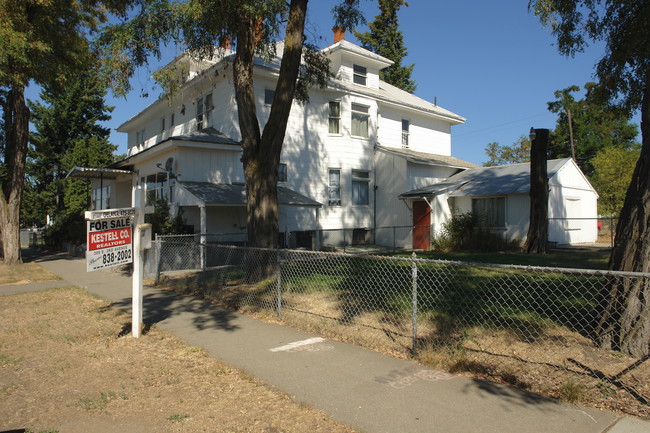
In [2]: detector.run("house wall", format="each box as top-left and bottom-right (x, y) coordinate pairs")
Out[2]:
(378, 105), (452, 155)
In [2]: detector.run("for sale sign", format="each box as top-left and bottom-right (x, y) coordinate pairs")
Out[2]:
(86, 208), (135, 272)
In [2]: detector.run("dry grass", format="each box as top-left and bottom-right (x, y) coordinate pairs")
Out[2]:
(0, 262), (61, 285)
(0, 287), (357, 433)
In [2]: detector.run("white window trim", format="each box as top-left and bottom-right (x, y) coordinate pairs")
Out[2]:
(353, 64), (367, 86)
(351, 169), (370, 206)
(351, 103), (370, 139)
(328, 168), (342, 207)
(328, 101), (342, 135)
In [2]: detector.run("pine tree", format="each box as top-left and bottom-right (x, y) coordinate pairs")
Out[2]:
(354, 0), (416, 93)
(24, 66), (116, 229)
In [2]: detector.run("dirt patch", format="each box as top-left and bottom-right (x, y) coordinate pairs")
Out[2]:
(0, 288), (356, 433)
(0, 262), (61, 285)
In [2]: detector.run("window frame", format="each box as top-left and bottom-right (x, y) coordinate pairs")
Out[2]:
(472, 196), (506, 229)
(401, 119), (410, 148)
(328, 101), (341, 135)
(353, 64), (367, 86)
(264, 88), (275, 106)
(351, 169), (370, 206)
(92, 185), (111, 210)
(328, 169), (342, 206)
(278, 163), (288, 183)
(351, 103), (370, 138)
(196, 97), (204, 130)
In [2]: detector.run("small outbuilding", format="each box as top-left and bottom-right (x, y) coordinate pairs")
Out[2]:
(400, 158), (599, 247)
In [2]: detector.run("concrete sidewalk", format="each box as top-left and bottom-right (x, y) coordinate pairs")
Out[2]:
(7, 252), (649, 433)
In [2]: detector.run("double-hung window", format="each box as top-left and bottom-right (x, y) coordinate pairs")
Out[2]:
(92, 185), (111, 210)
(353, 64), (367, 86)
(328, 101), (341, 134)
(472, 197), (506, 228)
(401, 119), (410, 148)
(352, 170), (370, 206)
(196, 97), (204, 130)
(351, 103), (370, 138)
(328, 169), (341, 206)
(278, 163), (287, 182)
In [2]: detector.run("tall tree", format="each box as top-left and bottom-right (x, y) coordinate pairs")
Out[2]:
(590, 145), (641, 217)
(547, 83), (639, 176)
(484, 136), (532, 166)
(0, 0), (122, 263)
(25, 66), (116, 227)
(99, 0), (363, 249)
(354, 0), (416, 93)
(531, 0), (650, 356)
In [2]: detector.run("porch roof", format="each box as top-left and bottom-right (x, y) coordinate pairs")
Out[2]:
(180, 181), (322, 207)
(67, 166), (133, 179)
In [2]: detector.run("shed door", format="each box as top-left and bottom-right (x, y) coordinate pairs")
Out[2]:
(413, 201), (430, 249)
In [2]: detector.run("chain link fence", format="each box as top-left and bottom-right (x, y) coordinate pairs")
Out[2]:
(146, 236), (648, 417)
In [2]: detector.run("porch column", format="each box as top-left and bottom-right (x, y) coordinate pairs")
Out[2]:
(200, 204), (206, 270)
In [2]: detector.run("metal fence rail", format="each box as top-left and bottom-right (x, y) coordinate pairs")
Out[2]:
(146, 239), (649, 417)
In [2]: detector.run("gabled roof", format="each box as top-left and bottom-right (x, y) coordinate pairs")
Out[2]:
(376, 145), (478, 170)
(180, 182), (321, 207)
(400, 158), (574, 198)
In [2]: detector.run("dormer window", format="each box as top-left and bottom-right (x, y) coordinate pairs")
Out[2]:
(353, 64), (367, 86)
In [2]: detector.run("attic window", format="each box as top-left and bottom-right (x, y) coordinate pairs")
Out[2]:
(353, 64), (367, 86)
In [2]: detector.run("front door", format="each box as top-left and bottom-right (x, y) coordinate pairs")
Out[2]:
(413, 201), (430, 249)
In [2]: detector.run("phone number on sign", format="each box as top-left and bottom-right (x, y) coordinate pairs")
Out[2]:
(87, 244), (133, 271)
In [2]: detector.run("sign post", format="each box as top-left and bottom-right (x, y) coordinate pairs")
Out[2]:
(85, 206), (151, 338)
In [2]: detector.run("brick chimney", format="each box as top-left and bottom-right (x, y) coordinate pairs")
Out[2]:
(333, 26), (345, 43)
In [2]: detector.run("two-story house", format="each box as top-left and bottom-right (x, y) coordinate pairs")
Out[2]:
(81, 30), (476, 249)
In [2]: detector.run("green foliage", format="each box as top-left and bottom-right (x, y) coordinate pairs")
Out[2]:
(484, 136), (531, 166)
(23, 66), (117, 229)
(43, 213), (86, 248)
(590, 146), (640, 217)
(353, 0), (416, 93)
(432, 213), (520, 253)
(547, 83), (639, 176)
(145, 198), (193, 236)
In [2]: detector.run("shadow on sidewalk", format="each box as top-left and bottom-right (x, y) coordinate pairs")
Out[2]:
(112, 291), (241, 334)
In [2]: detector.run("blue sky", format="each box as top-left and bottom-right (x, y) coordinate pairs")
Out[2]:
(98, 0), (639, 166)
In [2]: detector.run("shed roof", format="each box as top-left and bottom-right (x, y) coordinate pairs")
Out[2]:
(400, 158), (572, 198)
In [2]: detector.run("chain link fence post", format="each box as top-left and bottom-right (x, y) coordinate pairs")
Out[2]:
(276, 248), (283, 320)
(411, 251), (418, 354)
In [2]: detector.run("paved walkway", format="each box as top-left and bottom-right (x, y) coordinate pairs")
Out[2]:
(4, 251), (649, 433)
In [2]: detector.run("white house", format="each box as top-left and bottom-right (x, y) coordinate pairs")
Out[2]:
(400, 158), (600, 247)
(73, 31), (598, 250)
(78, 30), (471, 248)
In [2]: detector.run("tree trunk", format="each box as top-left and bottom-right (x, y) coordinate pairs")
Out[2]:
(595, 75), (650, 357)
(523, 128), (550, 254)
(234, 0), (308, 249)
(0, 85), (30, 264)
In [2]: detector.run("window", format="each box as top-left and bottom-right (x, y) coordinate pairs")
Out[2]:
(353, 64), (367, 86)
(328, 169), (341, 206)
(196, 97), (204, 130)
(92, 185), (111, 210)
(328, 101), (341, 134)
(278, 163), (287, 182)
(143, 173), (175, 206)
(135, 129), (145, 146)
(161, 117), (166, 132)
(401, 119), (410, 148)
(472, 197), (506, 228)
(170, 113), (175, 127)
(265, 89), (275, 105)
(204, 93), (213, 127)
(352, 170), (370, 205)
(351, 103), (370, 138)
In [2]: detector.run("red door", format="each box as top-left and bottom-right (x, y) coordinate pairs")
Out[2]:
(413, 201), (430, 249)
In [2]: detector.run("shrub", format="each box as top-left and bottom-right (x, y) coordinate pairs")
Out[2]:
(432, 212), (520, 253)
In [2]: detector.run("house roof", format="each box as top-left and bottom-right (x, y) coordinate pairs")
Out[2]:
(376, 145), (478, 170)
(180, 181), (321, 207)
(400, 158), (573, 198)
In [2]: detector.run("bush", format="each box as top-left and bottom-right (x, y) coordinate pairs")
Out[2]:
(432, 213), (520, 253)
(43, 212), (86, 249)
